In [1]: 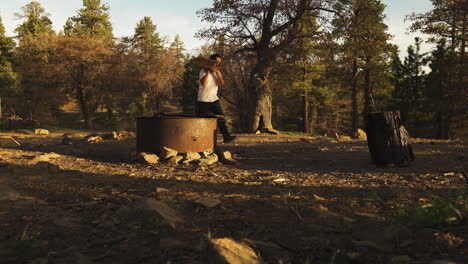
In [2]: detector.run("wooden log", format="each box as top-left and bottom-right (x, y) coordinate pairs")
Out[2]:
(366, 110), (415, 166)
(195, 56), (217, 69)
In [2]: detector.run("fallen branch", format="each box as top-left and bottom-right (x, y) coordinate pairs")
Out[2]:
(9, 136), (21, 146)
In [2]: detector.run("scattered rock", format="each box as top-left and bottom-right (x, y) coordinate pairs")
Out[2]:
(34, 128), (49, 135)
(195, 197), (221, 208)
(83, 134), (103, 144)
(101, 131), (119, 140)
(0, 184), (20, 201)
(32, 152), (61, 164)
(142, 198), (184, 229)
(217, 150), (238, 165)
(182, 152), (201, 164)
(211, 238), (262, 264)
(339, 135), (352, 141)
(167, 155), (183, 165)
(357, 128), (367, 140)
(198, 153), (219, 166)
(127, 131), (136, 138)
(159, 147), (178, 160)
(60, 135), (73, 145)
(255, 130), (261, 135)
(35, 162), (60, 174)
(139, 152), (159, 164)
(200, 148), (214, 158)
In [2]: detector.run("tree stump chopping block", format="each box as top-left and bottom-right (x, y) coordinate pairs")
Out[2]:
(366, 110), (415, 166)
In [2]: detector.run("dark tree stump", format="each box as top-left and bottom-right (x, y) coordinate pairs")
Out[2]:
(366, 110), (415, 166)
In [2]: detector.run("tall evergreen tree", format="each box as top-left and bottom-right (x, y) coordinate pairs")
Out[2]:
(69, 0), (113, 38)
(133, 16), (163, 56)
(0, 16), (19, 119)
(407, 0), (467, 138)
(332, 0), (393, 131)
(14, 1), (54, 40)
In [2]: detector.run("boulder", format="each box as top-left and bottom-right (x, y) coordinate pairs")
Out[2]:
(35, 128), (49, 135)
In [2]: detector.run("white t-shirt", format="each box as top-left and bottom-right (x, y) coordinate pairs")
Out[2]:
(198, 69), (220, 102)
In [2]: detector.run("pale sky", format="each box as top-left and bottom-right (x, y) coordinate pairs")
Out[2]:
(0, 0), (433, 55)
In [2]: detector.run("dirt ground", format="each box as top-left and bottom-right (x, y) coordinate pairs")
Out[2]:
(0, 130), (467, 264)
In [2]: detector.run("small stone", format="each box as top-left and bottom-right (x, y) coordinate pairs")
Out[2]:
(35, 128), (49, 135)
(140, 152), (159, 164)
(101, 131), (119, 140)
(211, 238), (262, 264)
(35, 162), (60, 174)
(127, 131), (136, 138)
(357, 128), (367, 140)
(167, 155), (183, 165)
(60, 136), (73, 145)
(217, 150), (238, 165)
(182, 152), (201, 164)
(198, 153), (219, 166)
(339, 135), (352, 141)
(255, 130), (261, 135)
(159, 147), (178, 160)
(83, 134), (103, 144)
(31, 154), (50, 163)
(0, 184), (20, 201)
(195, 197), (222, 208)
(200, 148), (214, 158)
(141, 198), (184, 229)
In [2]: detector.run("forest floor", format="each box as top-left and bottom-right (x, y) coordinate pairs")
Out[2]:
(0, 130), (467, 264)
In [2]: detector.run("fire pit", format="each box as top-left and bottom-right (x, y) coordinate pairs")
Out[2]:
(136, 114), (218, 154)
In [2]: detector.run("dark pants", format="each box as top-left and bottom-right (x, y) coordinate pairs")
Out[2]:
(196, 100), (231, 138)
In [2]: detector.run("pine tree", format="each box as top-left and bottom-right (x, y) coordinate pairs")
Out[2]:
(133, 16), (163, 56)
(69, 0), (113, 39)
(0, 16), (19, 119)
(14, 1), (54, 40)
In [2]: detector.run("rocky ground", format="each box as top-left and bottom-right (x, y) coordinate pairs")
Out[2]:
(0, 130), (467, 264)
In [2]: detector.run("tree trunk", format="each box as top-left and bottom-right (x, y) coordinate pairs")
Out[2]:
(248, 55), (278, 134)
(366, 110), (415, 166)
(351, 55), (359, 132)
(76, 85), (92, 129)
(0, 96), (2, 120)
(303, 89), (309, 134)
(363, 57), (371, 129)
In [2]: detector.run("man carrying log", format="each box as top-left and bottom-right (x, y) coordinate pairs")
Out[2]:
(197, 54), (236, 143)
